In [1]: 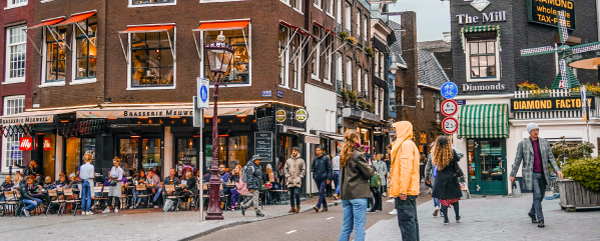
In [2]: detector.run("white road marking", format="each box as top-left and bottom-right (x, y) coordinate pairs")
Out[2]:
(326, 217), (335, 220)
(286, 230), (298, 234)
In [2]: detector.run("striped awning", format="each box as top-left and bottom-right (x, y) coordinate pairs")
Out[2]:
(458, 104), (509, 138)
(460, 25), (502, 51)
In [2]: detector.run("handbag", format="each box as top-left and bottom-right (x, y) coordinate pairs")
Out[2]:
(370, 173), (381, 187)
(110, 180), (117, 186)
(163, 199), (174, 212)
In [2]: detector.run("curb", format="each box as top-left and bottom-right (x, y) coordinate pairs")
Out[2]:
(179, 200), (342, 241)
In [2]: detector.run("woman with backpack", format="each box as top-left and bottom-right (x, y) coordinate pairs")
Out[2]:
(431, 136), (464, 225)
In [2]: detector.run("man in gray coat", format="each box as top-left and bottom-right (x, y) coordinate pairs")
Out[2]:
(510, 122), (563, 228)
(284, 147), (306, 213)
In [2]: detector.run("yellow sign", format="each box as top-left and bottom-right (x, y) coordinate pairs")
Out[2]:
(510, 97), (594, 112)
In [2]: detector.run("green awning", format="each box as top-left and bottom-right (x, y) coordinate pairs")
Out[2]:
(458, 104), (509, 139)
(460, 25), (502, 51)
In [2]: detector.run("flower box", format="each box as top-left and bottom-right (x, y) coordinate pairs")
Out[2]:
(558, 179), (600, 212)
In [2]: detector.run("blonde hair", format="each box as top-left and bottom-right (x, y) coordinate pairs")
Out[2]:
(113, 156), (121, 166)
(340, 130), (360, 167)
(433, 136), (453, 170)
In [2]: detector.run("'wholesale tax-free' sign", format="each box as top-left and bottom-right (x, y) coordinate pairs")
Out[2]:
(510, 96), (594, 112)
(528, 0), (576, 30)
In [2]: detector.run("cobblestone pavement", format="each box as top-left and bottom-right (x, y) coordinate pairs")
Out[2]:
(365, 194), (600, 241)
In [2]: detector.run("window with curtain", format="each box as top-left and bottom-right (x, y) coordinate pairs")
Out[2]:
(5, 25), (26, 83)
(75, 15), (98, 79)
(324, 35), (332, 84)
(45, 26), (67, 82)
(204, 27), (250, 84)
(130, 29), (174, 87)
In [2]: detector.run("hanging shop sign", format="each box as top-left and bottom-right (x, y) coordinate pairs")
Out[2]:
(442, 117), (459, 135)
(441, 100), (458, 116)
(462, 83), (506, 92)
(255, 132), (273, 162)
(528, 0), (575, 30)
(1, 115), (53, 125)
(295, 109), (308, 123)
(275, 110), (287, 122)
(19, 137), (33, 151)
(510, 96), (595, 112)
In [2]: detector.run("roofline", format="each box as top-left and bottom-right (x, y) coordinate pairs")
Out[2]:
(418, 82), (441, 90)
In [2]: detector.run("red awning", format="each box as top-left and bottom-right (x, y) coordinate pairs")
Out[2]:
(30, 18), (66, 28)
(195, 20), (250, 31)
(120, 25), (174, 33)
(313, 21), (336, 35)
(279, 20), (311, 36)
(58, 12), (96, 25)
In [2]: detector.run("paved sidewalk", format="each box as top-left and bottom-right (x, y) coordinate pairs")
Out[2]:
(0, 200), (338, 241)
(365, 194), (600, 240)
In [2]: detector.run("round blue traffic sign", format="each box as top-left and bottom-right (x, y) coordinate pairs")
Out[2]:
(441, 82), (458, 99)
(200, 85), (208, 102)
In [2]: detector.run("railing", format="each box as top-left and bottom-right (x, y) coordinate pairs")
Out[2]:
(513, 89), (600, 119)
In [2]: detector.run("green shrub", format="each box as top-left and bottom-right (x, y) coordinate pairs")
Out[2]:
(562, 158), (600, 192)
(551, 137), (594, 160)
(348, 91), (358, 106)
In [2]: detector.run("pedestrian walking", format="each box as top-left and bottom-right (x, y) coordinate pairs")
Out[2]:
(389, 121), (420, 241)
(510, 122), (563, 228)
(426, 142), (464, 218)
(312, 145), (332, 212)
(431, 136), (464, 225)
(338, 130), (375, 241)
(241, 155), (265, 217)
(368, 154), (387, 213)
(284, 147), (306, 213)
(332, 149), (341, 200)
(79, 153), (95, 215)
(103, 157), (123, 214)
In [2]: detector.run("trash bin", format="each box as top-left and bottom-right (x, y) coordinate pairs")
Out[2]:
(512, 181), (522, 198)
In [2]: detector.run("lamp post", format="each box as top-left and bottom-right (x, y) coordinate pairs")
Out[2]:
(204, 32), (235, 220)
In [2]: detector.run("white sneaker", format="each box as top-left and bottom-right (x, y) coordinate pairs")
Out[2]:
(428, 188), (432, 194)
(389, 209), (397, 215)
(88, 212), (93, 215)
(433, 207), (440, 216)
(102, 209), (110, 214)
(114, 209), (119, 213)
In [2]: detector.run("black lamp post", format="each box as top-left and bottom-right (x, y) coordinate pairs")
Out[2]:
(204, 32), (235, 220)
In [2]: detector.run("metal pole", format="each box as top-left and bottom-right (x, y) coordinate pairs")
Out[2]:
(206, 73), (224, 220)
(199, 108), (204, 222)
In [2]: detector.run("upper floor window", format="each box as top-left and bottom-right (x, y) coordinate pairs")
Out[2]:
(131, 0), (175, 6)
(467, 39), (497, 80)
(434, 93), (441, 112)
(311, 26), (321, 80)
(291, 0), (302, 12)
(344, 5), (351, 33)
(356, 12), (361, 40)
(44, 25), (67, 83)
(336, 0), (342, 25)
(7, 0), (27, 8)
(74, 15), (98, 80)
(335, 53), (342, 90)
(374, 49), (379, 77)
(279, 25), (303, 90)
(363, 17), (367, 43)
(345, 59), (352, 90)
(130, 27), (175, 87)
(313, 0), (322, 9)
(324, 0), (332, 14)
(204, 26), (250, 85)
(5, 25), (27, 83)
(379, 52), (384, 79)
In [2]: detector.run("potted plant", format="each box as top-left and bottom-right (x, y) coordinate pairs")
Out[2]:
(559, 157), (600, 212)
(365, 47), (374, 58)
(339, 89), (350, 106)
(357, 42), (364, 48)
(530, 88), (550, 98)
(346, 36), (358, 45)
(517, 81), (539, 91)
(348, 90), (358, 107)
(339, 31), (348, 40)
(366, 102), (375, 113)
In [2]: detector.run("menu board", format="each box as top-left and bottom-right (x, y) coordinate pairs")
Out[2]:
(255, 132), (273, 162)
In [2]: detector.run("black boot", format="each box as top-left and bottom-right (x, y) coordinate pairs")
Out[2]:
(441, 205), (450, 225)
(256, 210), (265, 217)
(528, 212), (538, 223)
(453, 202), (461, 222)
(241, 205), (246, 216)
(538, 220), (545, 228)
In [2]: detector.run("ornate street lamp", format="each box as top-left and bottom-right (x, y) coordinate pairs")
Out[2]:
(204, 31), (235, 220)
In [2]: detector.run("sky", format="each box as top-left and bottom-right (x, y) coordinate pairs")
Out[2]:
(388, 0), (451, 42)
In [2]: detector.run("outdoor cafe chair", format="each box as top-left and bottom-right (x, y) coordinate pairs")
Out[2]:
(91, 186), (108, 213)
(134, 185), (151, 209)
(2, 191), (20, 217)
(63, 189), (82, 216)
(45, 190), (63, 216)
(163, 185), (183, 212)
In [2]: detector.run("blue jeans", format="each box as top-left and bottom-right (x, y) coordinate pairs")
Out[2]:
(22, 198), (42, 211)
(81, 180), (92, 212)
(333, 171), (340, 195)
(338, 198), (368, 241)
(433, 198), (439, 208)
(133, 190), (148, 205)
(530, 172), (546, 221)
(315, 179), (328, 208)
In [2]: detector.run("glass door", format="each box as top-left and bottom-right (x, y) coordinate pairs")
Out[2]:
(468, 139), (507, 195)
(119, 138), (162, 174)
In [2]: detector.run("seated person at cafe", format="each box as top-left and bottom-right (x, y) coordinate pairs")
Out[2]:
(15, 160), (43, 184)
(179, 169), (198, 203)
(28, 175), (45, 200)
(43, 176), (56, 190)
(132, 169), (148, 208)
(55, 173), (69, 188)
(203, 164), (230, 183)
(146, 169), (161, 208)
(18, 176), (42, 217)
(163, 168), (180, 198)
(229, 165), (243, 209)
(263, 164), (281, 203)
(1, 175), (13, 202)
(12, 174), (22, 190)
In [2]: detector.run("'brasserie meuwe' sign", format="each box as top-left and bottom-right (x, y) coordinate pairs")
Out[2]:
(510, 96), (594, 112)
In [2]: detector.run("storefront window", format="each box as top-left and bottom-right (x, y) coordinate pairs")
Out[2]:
(43, 135), (56, 178)
(75, 15), (97, 79)
(468, 139), (476, 181)
(142, 139), (161, 172)
(120, 139), (139, 171)
(177, 138), (198, 176)
(204, 27), (250, 84)
(45, 26), (67, 82)
(65, 138), (81, 175)
(358, 128), (371, 149)
(131, 29), (174, 87)
(228, 136), (248, 168)
(479, 140), (503, 181)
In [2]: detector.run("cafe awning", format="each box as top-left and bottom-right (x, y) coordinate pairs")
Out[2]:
(458, 104), (509, 139)
(192, 20), (251, 61)
(76, 103), (266, 119)
(460, 25), (502, 52)
(289, 130), (321, 144)
(23, 17), (66, 54)
(0, 109), (75, 125)
(280, 20), (312, 65)
(321, 133), (344, 141)
(118, 24), (176, 63)
(56, 11), (97, 48)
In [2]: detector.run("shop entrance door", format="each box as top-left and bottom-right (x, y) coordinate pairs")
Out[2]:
(119, 138), (162, 174)
(467, 139), (507, 195)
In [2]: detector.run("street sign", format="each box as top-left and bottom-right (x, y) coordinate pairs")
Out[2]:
(442, 117), (459, 134)
(193, 97), (203, 128)
(197, 77), (210, 109)
(441, 99), (458, 116)
(441, 82), (458, 99)
(456, 99), (466, 105)
(262, 90), (272, 97)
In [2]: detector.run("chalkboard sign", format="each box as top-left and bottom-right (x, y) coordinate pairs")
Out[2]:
(255, 132), (273, 162)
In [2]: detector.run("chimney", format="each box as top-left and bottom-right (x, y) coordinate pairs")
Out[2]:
(401, 11), (418, 107)
(443, 32), (451, 43)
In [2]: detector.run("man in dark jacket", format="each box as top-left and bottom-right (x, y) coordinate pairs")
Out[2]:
(15, 160), (43, 184)
(312, 145), (332, 212)
(241, 155), (264, 217)
(19, 176), (42, 217)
